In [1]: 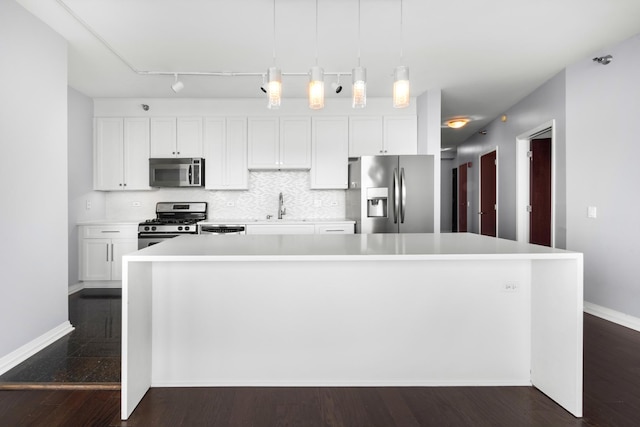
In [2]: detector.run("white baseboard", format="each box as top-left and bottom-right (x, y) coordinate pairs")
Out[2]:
(0, 321), (75, 376)
(82, 280), (122, 289)
(584, 302), (640, 332)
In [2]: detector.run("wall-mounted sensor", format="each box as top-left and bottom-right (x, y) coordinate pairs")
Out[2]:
(592, 55), (613, 65)
(141, 104), (149, 111)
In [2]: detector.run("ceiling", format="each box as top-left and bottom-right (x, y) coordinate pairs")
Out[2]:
(16, 0), (640, 148)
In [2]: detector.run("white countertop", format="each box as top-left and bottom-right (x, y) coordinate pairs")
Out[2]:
(77, 220), (142, 226)
(126, 232), (580, 262)
(199, 219), (355, 225)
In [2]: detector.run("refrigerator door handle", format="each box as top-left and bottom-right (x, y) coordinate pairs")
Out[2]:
(393, 168), (399, 224)
(400, 167), (406, 223)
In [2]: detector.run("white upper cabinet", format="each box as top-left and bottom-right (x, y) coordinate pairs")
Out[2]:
(384, 116), (418, 155)
(349, 115), (417, 157)
(349, 116), (384, 157)
(94, 117), (150, 191)
(311, 116), (349, 189)
(248, 117), (311, 169)
(150, 117), (203, 158)
(204, 117), (248, 190)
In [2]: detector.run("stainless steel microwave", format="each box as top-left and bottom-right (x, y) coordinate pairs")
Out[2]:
(149, 158), (205, 187)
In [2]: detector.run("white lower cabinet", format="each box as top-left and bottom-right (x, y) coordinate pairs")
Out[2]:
(79, 225), (138, 281)
(246, 224), (315, 235)
(246, 222), (354, 235)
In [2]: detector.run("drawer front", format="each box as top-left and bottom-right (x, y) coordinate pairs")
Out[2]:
(315, 223), (354, 234)
(82, 224), (138, 239)
(246, 224), (315, 235)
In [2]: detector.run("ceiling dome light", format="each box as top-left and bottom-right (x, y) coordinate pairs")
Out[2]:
(446, 118), (470, 129)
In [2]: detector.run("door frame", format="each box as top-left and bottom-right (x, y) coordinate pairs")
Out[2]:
(516, 120), (556, 247)
(478, 147), (499, 237)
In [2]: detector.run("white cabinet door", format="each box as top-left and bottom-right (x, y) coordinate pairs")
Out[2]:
(110, 239), (138, 281)
(123, 118), (150, 190)
(81, 238), (111, 281)
(349, 116), (384, 157)
(246, 224), (315, 235)
(248, 118), (279, 169)
(311, 117), (349, 189)
(280, 117), (311, 168)
(94, 118), (125, 190)
(150, 117), (177, 157)
(315, 223), (354, 234)
(176, 117), (203, 157)
(384, 116), (417, 155)
(204, 117), (248, 190)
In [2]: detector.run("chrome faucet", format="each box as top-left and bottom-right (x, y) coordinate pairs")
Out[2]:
(278, 192), (286, 219)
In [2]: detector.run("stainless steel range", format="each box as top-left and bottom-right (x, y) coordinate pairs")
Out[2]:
(138, 202), (207, 249)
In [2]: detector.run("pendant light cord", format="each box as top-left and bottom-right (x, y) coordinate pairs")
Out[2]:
(272, 0), (276, 65)
(399, 0), (404, 63)
(315, 0), (319, 66)
(357, 0), (361, 67)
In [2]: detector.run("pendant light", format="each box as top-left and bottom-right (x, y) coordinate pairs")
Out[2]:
(352, 0), (366, 108)
(308, 0), (324, 109)
(266, 0), (281, 109)
(393, 0), (410, 108)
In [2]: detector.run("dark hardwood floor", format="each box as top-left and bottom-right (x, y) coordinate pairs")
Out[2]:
(1, 293), (640, 426)
(0, 289), (121, 385)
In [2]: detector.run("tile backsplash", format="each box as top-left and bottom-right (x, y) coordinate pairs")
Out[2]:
(105, 171), (346, 221)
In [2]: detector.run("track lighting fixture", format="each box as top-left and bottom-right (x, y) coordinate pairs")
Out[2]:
(260, 74), (267, 93)
(592, 55), (613, 65)
(331, 75), (343, 94)
(171, 74), (184, 93)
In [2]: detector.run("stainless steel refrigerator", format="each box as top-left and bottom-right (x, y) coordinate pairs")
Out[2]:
(346, 155), (434, 233)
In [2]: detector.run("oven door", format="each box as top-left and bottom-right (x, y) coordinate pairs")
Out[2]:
(138, 233), (179, 250)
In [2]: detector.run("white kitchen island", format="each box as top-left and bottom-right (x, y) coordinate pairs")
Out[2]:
(121, 233), (583, 420)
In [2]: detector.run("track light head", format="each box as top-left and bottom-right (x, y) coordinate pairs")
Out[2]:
(592, 55), (613, 65)
(171, 74), (184, 93)
(260, 85), (267, 93)
(331, 82), (343, 93)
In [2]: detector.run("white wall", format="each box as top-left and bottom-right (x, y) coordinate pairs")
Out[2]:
(417, 89), (442, 232)
(0, 0), (69, 357)
(566, 33), (640, 318)
(455, 71), (567, 246)
(68, 87), (105, 286)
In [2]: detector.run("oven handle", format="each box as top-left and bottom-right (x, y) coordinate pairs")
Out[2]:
(138, 233), (182, 239)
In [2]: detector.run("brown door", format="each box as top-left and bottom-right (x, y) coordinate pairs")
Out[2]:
(480, 151), (497, 237)
(530, 138), (552, 246)
(458, 163), (468, 232)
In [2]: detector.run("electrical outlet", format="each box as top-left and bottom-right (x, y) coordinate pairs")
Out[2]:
(330, 200), (338, 206)
(226, 201), (235, 207)
(503, 283), (518, 292)
(132, 201), (141, 207)
(85, 200), (91, 210)
(587, 206), (597, 219)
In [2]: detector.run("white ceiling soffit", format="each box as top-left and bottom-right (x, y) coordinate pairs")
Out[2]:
(15, 0), (640, 148)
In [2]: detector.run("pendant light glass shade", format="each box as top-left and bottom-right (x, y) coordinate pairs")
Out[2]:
(352, 67), (366, 109)
(308, 66), (325, 110)
(266, 67), (282, 109)
(393, 65), (410, 108)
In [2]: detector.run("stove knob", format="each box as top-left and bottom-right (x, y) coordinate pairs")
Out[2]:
(185, 226), (190, 231)
(178, 226), (183, 231)
(151, 226), (157, 231)
(144, 226), (150, 231)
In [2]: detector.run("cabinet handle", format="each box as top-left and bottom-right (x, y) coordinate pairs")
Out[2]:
(111, 243), (114, 262)
(119, 183), (123, 186)
(101, 230), (120, 233)
(123, 183), (127, 187)
(177, 151), (180, 155)
(106, 244), (109, 262)
(172, 151), (176, 155)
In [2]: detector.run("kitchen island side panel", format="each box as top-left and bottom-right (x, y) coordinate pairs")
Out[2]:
(148, 259), (532, 386)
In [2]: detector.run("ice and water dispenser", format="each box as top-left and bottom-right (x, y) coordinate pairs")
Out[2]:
(366, 187), (388, 218)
